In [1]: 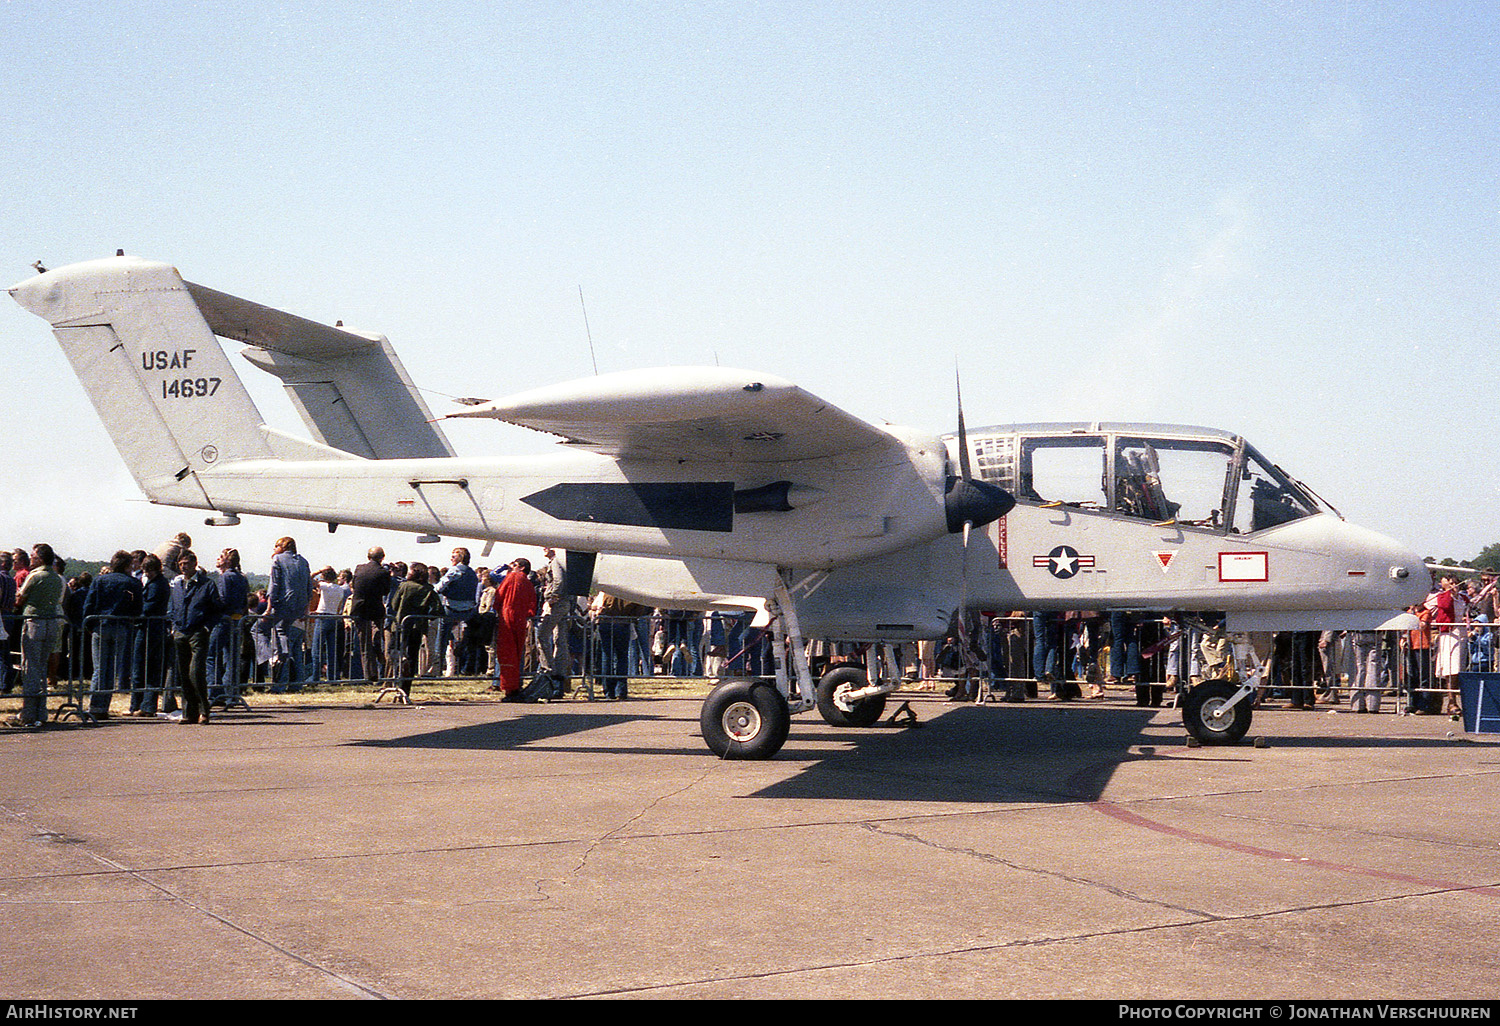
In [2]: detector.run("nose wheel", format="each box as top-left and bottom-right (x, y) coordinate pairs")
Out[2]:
(815, 666), (888, 727)
(1182, 680), (1253, 744)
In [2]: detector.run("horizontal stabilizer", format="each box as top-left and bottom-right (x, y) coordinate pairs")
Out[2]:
(186, 282), (456, 460)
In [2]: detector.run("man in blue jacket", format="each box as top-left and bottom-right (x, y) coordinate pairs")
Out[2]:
(209, 547), (249, 707)
(130, 554), (170, 716)
(435, 547), (479, 676)
(255, 537), (311, 692)
(169, 550), (223, 724)
(84, 550), (142, 720)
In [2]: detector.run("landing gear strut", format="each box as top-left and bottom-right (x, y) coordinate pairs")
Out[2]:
(1167, 615), (1256, 745)
(694, 577), (909, 759)
(696, 574), (815, 760)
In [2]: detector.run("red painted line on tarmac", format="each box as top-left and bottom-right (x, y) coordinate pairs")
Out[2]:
(1090, 800), (1500, 898)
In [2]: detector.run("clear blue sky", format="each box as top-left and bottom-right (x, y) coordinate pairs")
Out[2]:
(3, 1), (1496, 571)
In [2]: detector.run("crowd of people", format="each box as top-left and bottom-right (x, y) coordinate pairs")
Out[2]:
(2, 531), (1496, 730)
(972, 569), (1496, 715)
(0, 533), (789, 728)
(0, 535), (549, 728)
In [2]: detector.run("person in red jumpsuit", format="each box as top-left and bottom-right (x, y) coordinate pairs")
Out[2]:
(493, 558), (538, 700)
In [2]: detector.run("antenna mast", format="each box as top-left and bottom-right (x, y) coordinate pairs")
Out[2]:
(578, 286), (599, 376)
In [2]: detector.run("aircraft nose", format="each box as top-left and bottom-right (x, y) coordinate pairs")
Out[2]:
(1388, 542), (1432, 606)
(1342, 522), (1429, 607)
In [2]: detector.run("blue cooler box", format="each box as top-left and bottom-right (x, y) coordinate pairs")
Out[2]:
(1456, 673), (1500, 735)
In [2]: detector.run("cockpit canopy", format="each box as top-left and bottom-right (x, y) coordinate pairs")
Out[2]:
(956, 423), (1323, 535)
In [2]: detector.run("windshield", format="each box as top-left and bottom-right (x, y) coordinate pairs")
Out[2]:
(1231, 448), (1318, 534)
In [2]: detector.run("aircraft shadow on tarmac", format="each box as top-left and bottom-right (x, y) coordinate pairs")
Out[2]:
(1259, 732), (1483, 750)
(753, 706), (1497, 802)
(348, 702), (1179, 804)
(748, 704), (1169, 803)
(348, 710), (654, 751)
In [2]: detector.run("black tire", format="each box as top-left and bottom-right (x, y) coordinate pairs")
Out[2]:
(1182, 680), (1252, 744)
(700, 679), (790, 760)
(815, 666), (887, 728)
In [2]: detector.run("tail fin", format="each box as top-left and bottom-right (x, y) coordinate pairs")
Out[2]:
(9, 256), (357, 510)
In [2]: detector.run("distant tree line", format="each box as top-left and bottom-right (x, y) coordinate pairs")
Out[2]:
(1425, 541), (1500, 571)
(46, 555), (268, 592)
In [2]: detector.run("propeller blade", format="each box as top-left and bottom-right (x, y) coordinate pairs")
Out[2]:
(944, 366), (1014, 531)
(956, 516), (975, 699)
(955, 367), (973, 482)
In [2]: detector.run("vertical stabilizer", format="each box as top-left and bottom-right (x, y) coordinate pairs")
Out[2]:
(9, 256), (278, 509)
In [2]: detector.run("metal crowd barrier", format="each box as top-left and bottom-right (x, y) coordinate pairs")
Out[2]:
(4, 604), (1481, 723)
(1398, 619), (1483, 714)
(2, 612), (77, 723)
(570, 612), (774, 692)
(888, 616), (1470, 715)
(0, 613), (176, 724)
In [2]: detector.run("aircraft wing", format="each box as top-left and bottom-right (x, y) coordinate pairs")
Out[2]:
(446, 367), (900, 463)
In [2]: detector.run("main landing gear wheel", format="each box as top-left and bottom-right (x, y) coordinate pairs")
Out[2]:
(1182, 680), (1252, 745)
(700, 679), (791, 760)
(815, 666), (887, 728)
